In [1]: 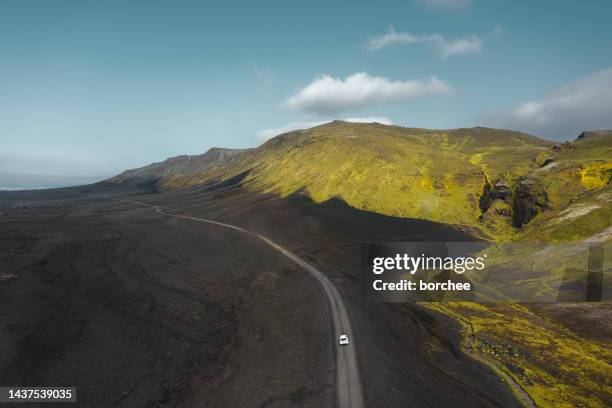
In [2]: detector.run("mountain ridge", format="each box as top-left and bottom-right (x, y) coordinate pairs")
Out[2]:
(108, 147), (249, 185)
(107, 122), (611, 240)
(158, 122), (565, 239)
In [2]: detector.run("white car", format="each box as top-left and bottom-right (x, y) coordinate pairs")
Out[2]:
(338, 335), (349, 346)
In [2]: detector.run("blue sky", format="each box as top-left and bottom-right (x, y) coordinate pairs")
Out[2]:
(1, 0), (612, 177)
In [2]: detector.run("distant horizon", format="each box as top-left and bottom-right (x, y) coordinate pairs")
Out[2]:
(0, 171), (108, 189)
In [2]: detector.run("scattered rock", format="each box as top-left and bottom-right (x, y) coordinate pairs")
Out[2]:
(535, 161), (558, 172)
(535, 151), (555, 167)
(541, 157), (554, 167)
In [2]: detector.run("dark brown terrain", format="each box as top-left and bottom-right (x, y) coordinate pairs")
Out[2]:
(0, 180), (523, 407)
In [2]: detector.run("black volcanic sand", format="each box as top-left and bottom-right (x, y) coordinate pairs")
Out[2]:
(0, 187), (331, 407)
(2, 182), (520, 408)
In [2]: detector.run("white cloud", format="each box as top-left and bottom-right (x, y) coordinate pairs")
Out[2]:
(367, 27), (483, 58)
(413, 0), (472, 11)
(434, 34), (482, 58)
(285, 72), (453, 115)
(481, 68), (612, 139)
(366, 27), (422, 51)
(256, 117), (393, 141)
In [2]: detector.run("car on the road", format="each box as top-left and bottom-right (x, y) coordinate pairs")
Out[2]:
(338, 334), (349, 346)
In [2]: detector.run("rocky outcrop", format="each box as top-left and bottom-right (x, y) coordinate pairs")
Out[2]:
(479, 176), (513, 215)
(478, 176), (515, 233)
(512, 178), (549, 228)
(479, 175), (550, 229)
(491, 181), (513, 202)
(479, 175), (492, 214)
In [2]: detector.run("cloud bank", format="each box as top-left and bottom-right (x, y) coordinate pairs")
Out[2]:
(412, 0), (472, 11)
(256, 117), (393, 141)
(367, 27), (483, 58)
(481, 68), (612, 139)
(286, 72), (453, 115)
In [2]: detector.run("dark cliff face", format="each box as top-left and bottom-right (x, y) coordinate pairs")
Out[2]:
(479, 176), (549, 229)
(490, 181), (513, 202)
(479, 177), (513, 215)
(512, 179), (537, 228)
(512, 178), (549, 228)
(479, 175), (492, 214)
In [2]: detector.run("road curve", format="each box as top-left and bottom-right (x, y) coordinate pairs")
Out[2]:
(113, 199), (365, 408)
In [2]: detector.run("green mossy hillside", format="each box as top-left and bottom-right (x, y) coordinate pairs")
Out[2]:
(163, 121), (570, 240)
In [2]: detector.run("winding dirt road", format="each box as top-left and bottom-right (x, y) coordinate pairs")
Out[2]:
(113, 199), (365, 408)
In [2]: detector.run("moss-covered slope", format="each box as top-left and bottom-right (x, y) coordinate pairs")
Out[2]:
(162, 121), (572, 239)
